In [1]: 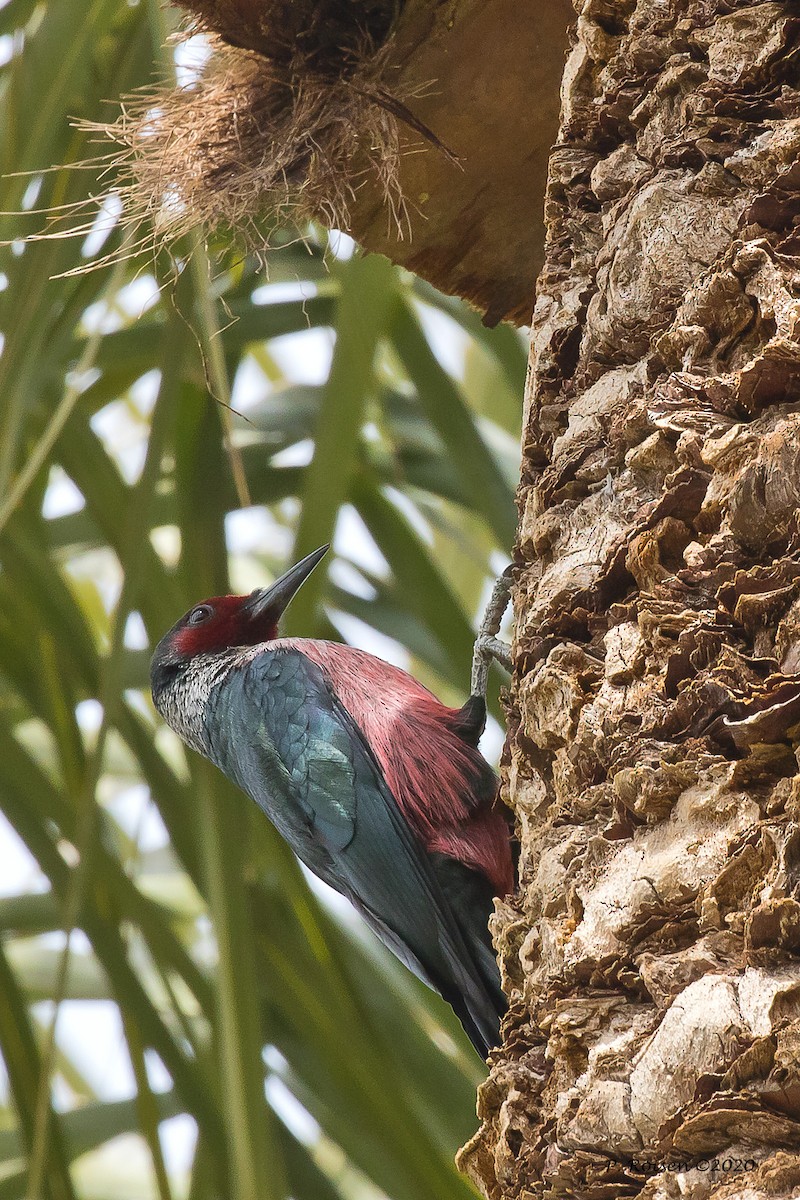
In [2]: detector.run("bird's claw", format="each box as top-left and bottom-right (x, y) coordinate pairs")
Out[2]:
(471, 568), (514, 697)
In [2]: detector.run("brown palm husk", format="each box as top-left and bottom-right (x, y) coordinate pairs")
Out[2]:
(90, 1), (417, 250)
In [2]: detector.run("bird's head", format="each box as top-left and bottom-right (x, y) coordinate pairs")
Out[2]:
(150, 545), (328, 698)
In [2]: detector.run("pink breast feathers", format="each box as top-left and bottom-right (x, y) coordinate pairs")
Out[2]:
(275, 640), (513, 897)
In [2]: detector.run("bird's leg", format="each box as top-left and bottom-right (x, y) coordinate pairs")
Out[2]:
(471, 566), (514, 698)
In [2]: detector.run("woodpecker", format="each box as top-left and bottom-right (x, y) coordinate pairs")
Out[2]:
(150, 545), (513, 1058)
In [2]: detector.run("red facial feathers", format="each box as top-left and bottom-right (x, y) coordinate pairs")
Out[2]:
(172, 596), (279, 658)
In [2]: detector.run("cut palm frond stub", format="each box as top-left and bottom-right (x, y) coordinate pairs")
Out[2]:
(86, 0), (453, 251)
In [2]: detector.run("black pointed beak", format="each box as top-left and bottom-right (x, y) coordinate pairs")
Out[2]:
(245, 545), (329, 622)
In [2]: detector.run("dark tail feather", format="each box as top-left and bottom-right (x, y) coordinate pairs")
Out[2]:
(444, 992), (496, 1060)
(432, 855), (506, 1059)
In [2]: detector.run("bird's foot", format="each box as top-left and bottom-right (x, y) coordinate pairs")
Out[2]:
(471, 567), (514, 698)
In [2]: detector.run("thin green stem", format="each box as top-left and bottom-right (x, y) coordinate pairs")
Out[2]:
(189, 237), (251, 509)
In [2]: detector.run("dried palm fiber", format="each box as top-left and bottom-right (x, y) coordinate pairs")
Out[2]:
(69, 0), (572, 324)
(100, 0), (427, 246)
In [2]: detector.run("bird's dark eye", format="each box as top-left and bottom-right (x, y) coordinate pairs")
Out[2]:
(187, 604), (213, 626)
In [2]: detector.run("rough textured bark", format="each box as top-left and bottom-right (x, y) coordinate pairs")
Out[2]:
(459, 1), (800, 1197)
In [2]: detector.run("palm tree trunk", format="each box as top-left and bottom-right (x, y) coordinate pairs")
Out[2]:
(459, 1), (800, 1196)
